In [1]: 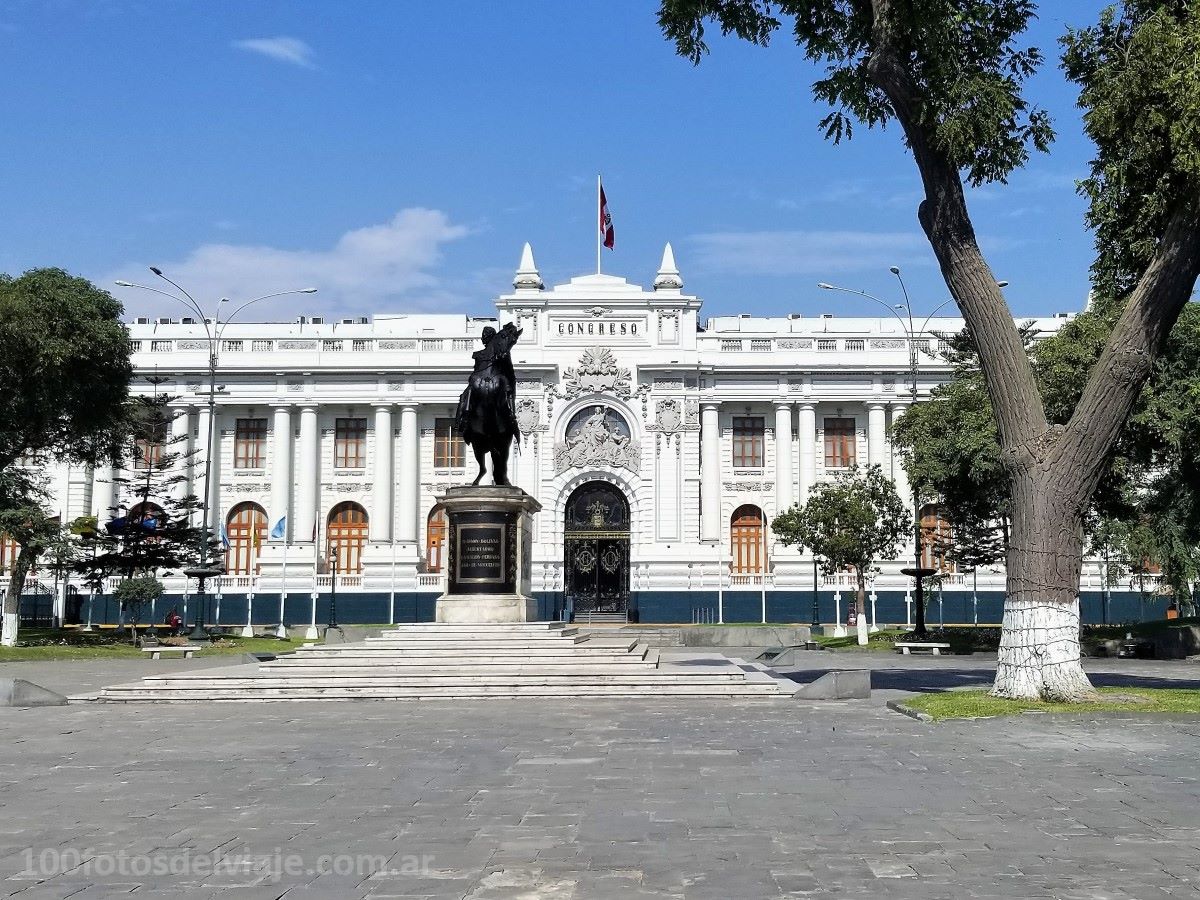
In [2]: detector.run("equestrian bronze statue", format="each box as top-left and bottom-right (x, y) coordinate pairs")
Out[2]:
(455, 322), (522, 486)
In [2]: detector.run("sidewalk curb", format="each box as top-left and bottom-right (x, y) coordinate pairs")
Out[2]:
(886, 699), (933, 723)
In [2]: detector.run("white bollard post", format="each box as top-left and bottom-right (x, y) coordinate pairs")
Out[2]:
(305, 589), (319, 641)
(240, 588), (254, 638)
(904, 590), (912, 629)
(833, 591), (846, 637)
(869, 590), (879, 634)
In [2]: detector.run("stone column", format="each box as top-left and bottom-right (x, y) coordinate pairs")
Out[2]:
(397, 405), (419, 543)
(890, 403), (912, 508)
(868, 403), (887, 468)
(90, 463), (116, 521)
(371, 403), (394, 542)
(295, 405), (319, 543)
(205, 407), (222, 525)
(774, 403), (794, 513)
(700, 403), (721, 542)
(194, 406), (218, 528)
(169, 405), (193, 504)
(270, 405), (293, 541)
(797, 403), (816, 504)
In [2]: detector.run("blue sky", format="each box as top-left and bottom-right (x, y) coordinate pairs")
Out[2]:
(1, 1), (1104, 322)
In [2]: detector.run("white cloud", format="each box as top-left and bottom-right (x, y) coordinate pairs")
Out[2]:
(688, 229), (932, 277)
(232, 36), (315, 68)
(108, 208), (472, 319)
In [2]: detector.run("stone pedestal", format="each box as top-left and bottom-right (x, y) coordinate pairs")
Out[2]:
(435, 485), (542, 623)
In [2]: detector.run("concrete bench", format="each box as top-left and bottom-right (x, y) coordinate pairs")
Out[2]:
(141, 645), (201, 660)
(894, 642), (952, 656)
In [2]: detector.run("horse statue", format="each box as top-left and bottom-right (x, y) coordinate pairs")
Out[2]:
(455, 322), (523, 486)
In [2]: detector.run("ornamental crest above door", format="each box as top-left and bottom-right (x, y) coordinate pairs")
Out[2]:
(553, 406), (641, 475)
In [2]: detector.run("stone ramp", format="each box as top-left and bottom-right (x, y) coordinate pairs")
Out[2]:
(95, 622), (798, 702)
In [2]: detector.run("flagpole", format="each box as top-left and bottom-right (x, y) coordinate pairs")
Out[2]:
(596, 174), (602, 275)
(276, 539), (289, 639)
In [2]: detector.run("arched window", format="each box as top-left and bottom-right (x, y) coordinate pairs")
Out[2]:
(731, 505), (765, 574)
(426, 506), (447, 572)
(127, 502), (165, 528)
(920, 504), (955, 572)
(327, 502), (368, 575)
(225, 502), (267, 575)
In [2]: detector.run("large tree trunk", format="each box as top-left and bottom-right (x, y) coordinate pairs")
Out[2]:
(1, 545), (34, 647)
(993, 472), (1095, 700)
(863, 0), (1200, 702)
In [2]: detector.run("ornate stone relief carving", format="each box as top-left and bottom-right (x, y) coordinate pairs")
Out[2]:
(870, 339), (907, 349)
(723, 481), (775, 492)
(515, 398), (546, 435)
(278, 340), (318, 350)
(647, 398), (700, 443)
(221, 482), (268, 493)
(778, 339), (814, 350)
(378, 340), (417, 350)
(653, 378), (684, 390)
(553, 347), (633, 399)
(553, 407), (640, 475)
(177, 340), (208, 351)
(586, 306), (611, 318)
(321, 482), (373, 493)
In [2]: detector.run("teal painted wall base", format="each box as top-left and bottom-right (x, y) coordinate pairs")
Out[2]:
(37, 588), (1175, 627)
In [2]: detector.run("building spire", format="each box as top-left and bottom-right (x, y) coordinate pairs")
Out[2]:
(513, 242), (544, 291)
(653, 242), (682, 291)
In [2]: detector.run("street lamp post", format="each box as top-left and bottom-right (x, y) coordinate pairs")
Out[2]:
(115, 272), (316, 641)
(810, 556), (820, 630)
(327, 543), (340, 631)
(817, 271), (985, 634)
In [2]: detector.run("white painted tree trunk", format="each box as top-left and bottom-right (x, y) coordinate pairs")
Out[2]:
(1, 612), (17, 647)
(991, 475), (1096, 701)
(855, 584), (869, 645)
(2, 547), (31, 647)
(993, 597), (1094, 701)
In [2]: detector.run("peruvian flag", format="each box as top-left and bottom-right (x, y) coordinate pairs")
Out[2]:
(599, 181), (615, 250)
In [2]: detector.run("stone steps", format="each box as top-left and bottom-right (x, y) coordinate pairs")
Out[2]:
(260, 655), (661, 672)
(284, 645), (641, 659)
(99, 683), (788, 701)
(94, 621), (798, 703)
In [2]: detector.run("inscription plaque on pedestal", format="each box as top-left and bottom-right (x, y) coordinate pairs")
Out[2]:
(436, 486), (541, 622)
(450, 512), (514, 593)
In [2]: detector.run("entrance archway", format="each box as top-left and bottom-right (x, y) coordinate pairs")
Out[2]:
(564, 482), (630, 617)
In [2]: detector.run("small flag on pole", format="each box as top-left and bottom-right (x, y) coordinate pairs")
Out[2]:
(270, 515), (287, 540)
(219, 524), (230, 550)
(599, 181), (615, 250)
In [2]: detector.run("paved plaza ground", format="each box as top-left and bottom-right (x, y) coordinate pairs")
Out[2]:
(1, 653), (1198, 899)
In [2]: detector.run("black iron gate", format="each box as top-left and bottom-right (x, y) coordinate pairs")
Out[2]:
(564, 483), (630, 616)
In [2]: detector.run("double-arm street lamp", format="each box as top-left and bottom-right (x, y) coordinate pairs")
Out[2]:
(115, 270), (316, 640)
(816, 268), (1006, 635)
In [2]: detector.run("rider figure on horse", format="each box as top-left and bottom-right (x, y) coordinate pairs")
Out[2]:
(455, 322), (523, 486)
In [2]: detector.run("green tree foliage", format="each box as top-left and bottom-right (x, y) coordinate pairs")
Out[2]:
(76, 391), (214, 591)
(1062, 1), (1200, 300)
(897, 304), (1200, 605)
(0, 268), (132, 642)
(0, 268), (132, 473)
(773, 464), (910, 621)
(658, 1), (1200, 699)
(0, 499), (63, 646)
(113, 575), (164, 643)
(659, 0), (1053, 185)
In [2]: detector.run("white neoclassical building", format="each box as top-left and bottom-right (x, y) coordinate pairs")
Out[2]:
(13, 244), (1155, 627)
